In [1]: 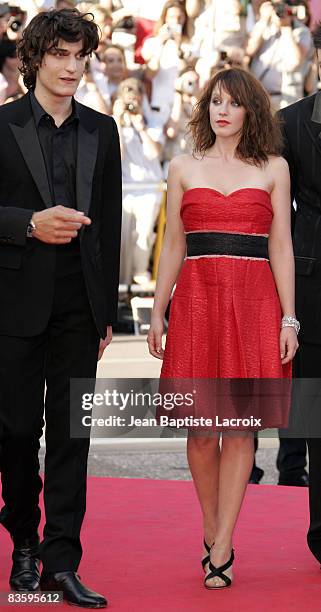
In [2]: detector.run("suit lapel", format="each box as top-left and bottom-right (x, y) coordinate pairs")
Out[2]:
(9, 116), (53, 209)
(9, 95), (99, 214)
(76, 106), (99, 217)
(305, 91), (321, 157)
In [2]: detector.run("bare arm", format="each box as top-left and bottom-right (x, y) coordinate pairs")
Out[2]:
(130, 112), (162, 158)
(165, 92), (183, 139)
(185, 0), (203, 19)
(141, 37), (162, 78)
(268, 157), (298, 364)
(147, 157), (187, 358)
(278, 26), (309, 71)
(246, 2), (274, 58)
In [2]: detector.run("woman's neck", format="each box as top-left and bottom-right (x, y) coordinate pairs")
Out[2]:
(206, 137), (239, 161)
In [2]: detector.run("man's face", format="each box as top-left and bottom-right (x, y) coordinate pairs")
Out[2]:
(36, 39), (87, 99)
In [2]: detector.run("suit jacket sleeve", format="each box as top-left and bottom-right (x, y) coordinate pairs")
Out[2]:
(278, 109), (298, 233)
(101, 117), (122, 326)
(0, 206), (34, 247)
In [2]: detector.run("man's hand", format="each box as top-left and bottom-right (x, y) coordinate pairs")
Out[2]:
(32, 205), (91, 244)
(98, 326), (113, 360)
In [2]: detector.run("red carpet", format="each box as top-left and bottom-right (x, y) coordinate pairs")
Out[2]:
(0, 478), (320, 611)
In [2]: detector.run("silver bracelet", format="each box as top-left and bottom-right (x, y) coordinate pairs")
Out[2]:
(281, 315), (300, 335)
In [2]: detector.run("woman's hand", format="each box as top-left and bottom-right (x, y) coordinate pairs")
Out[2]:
(98, 326), (113, 361)
(158, 24), (172, 44)
(147, 315), (164, 359)
(280, 327), (299, 365)
(113, 98), (126, 122)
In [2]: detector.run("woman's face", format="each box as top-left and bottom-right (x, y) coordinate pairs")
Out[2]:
(165, 6), (186, 27)
(104, 48), (126, 81)
(209, 85), (246, 138)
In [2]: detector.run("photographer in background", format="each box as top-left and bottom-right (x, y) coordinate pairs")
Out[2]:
(163, 66), (199, 175)
(74, 61), (109, 114)
(141, 0), (194, 128)
(89, 44), (129, 114)
(247, 1), (313, 109)
(113, 77), (164, 285)
(0, 3), (25, 102)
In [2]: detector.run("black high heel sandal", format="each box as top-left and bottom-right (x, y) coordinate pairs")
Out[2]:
(204, 548), (234, 589)
(201, 540), (212, 572)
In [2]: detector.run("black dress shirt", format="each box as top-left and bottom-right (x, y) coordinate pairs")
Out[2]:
(30, 91), (81, 274)
(30, 90), (79, 209)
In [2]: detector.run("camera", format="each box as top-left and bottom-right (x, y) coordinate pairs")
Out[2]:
(114, 15), (135, 31)
(124, 101), (140, 114)
(273, 1), (306, 19)
(175, 70), (199, 96)
(9, 5), (25, 32)
(165, 23), (182, 36)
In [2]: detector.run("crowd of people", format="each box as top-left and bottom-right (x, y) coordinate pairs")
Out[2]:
(0, 0), (320, 283)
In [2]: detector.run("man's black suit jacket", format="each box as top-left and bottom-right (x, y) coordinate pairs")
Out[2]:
(0, 93), (122, 338)
(280, 92), (321, 343)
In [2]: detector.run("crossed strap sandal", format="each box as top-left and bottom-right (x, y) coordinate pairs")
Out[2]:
(201, 540), (212, 572)
(204, 548), (235, 589)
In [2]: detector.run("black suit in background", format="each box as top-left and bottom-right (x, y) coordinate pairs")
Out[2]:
(280, 91), (321, 563)
(0, 92), (122, 571)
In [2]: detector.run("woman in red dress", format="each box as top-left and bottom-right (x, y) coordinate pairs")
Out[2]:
(147, 68), (299, 589)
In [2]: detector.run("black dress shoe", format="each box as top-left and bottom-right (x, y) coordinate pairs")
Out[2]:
(40, 571), (107, 608)
(9, 537), (40, 592)
(278, 473), (309, 487)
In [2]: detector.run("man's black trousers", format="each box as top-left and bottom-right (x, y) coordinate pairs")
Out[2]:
(0, 249), (100, 572)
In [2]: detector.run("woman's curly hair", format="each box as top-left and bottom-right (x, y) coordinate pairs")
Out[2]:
(188, 68), (283, 167)
(17, 9), (100, 90)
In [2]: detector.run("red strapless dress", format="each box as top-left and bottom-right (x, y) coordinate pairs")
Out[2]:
(159, 188), (291, 430)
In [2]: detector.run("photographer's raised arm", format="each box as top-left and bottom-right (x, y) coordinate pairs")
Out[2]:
(279, 25), (309, 71)
(246, 2), (274, 58)
(141, 36), (163, 79)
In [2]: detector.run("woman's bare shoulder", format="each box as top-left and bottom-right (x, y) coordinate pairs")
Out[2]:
(168, 154), (197, 180)
(267, 155), (289, 175)
(169, 153), (195, 169)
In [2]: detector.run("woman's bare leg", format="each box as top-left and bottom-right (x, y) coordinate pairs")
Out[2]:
(206, 432), (254, 587)
(187, 432), (220, 566)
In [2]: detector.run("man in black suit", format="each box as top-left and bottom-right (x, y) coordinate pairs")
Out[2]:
(0, 9), (121, 607)
(279, 22), (321, 565)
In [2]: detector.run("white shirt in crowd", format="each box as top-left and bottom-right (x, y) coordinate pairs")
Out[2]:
(141, 37), (182, 125)
(120, 117), (164, 184)
(250, 21), (313, 108)
(192, 0), (244, 57)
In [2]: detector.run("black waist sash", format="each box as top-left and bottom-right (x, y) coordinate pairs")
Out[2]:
(186, 232), (269, 260)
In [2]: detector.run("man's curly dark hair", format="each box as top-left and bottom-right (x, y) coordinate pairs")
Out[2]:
(17, 9), (100, 90)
